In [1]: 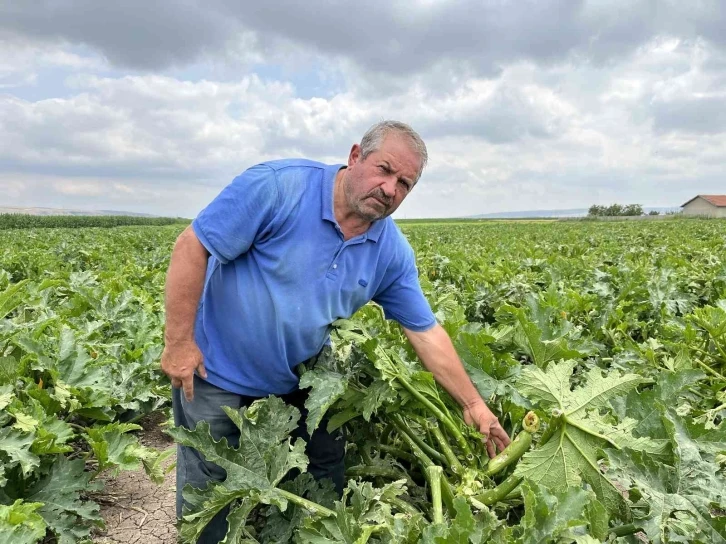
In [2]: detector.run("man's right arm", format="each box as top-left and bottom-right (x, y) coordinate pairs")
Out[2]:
(161, 225), (210, 401)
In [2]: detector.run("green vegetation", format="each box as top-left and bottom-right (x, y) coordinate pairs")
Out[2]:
(0, 214), (189, 230)
(1, 220), (726, 542)
(587, 204), (644, 216)
(0, 225), (183, 543)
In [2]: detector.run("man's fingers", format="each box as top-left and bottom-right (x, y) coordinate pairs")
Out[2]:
(182, 377), (195, 402)
(197, 361), (208, 380)
(171, 377), (182, 389)
(491, 425), (511, 447)
(493, 437), (506, 453)
(485, 438), (496, 458)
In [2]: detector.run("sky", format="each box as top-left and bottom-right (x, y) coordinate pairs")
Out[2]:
(1, 1), (725, 219)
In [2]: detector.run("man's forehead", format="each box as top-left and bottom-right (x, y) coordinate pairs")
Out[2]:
(374, 136), (421, 175)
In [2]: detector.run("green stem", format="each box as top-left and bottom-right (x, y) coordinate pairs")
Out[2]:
(392, 417), (456, 516)
(695, 356), (726, 381)
(429, 422), (464, 475)
(688, 345), (726, 378)
(386, 496), (421, 517)
(360, 445), (373, 465)
(378, 444), (417, 464)
(394, 374), (473, 459)
(379, 423), (394, 445)
(610, 523), (641, 537)
(391, 415), (447, 464)
(473, 475), (523, 506)
(277, 489), (335, 517)
(345, 465), (415, 488)
(391, 416), (434, 468)
(68, 422), (87, 433)
(709, 335), (726, 364)
(354, 525), (382, 544)
(426, 466), (444, 524)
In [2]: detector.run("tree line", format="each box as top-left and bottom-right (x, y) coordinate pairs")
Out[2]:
(587, 204), (649, 217)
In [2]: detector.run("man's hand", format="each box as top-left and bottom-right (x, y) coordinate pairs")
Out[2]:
(463, 399), (511, 458)
(404, 325), (512, 457)
(161, 340), (206, 402)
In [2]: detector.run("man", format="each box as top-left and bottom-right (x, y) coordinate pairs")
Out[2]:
(161, 120), (511, 542)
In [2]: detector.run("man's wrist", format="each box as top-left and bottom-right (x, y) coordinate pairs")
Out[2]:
(461, 396), (486, 410)
(163, 333), (195, 347)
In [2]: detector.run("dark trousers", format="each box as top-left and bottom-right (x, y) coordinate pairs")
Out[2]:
(172, 374), (345, 544)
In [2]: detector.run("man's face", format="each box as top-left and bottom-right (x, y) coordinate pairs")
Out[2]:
(343, 133), (421, 222)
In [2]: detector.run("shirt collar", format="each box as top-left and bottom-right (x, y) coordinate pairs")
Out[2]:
(322, 164), (386, 243)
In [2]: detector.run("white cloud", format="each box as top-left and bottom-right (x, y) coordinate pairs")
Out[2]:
(1, 2), (725, 217)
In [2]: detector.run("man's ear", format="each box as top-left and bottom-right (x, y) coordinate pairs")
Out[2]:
(348, 143), (362, 167)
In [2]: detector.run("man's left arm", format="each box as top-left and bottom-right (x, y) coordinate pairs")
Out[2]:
(404, 323), (511, 457)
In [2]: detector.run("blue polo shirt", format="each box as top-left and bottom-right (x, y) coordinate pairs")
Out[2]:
(191, 159), (437, 396)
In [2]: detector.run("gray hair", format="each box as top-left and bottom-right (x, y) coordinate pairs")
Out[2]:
(359, 120), (428, 182)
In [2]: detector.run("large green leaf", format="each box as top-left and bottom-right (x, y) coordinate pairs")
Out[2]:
(515, 360), (649, 516)
(421, 496), (507, 543)
(0, 427), (40, 479)
(260, 473), (338, 543)
(297, 480), (419, 544)
(607, 408), (726, 543)
(167, 396), (310, 543)
(83, 422), (154, 476)
(498, 303), (585, 368)
(517, 480), (595, 544)
(0, 500), (47, 544)
(24, 456), (104, 544)
(0, 280), (29, 319)
(300, 368), (349, 437)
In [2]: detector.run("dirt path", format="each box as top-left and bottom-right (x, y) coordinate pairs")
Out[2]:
(93, 412), (178, 544)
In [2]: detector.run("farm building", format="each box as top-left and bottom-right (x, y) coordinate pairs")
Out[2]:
(680, 195), (726, 217)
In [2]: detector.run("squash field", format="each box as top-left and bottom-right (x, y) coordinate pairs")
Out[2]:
(1, 220), (725, 543)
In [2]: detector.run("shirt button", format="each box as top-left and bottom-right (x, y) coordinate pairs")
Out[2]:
(332, 263), (338, 269)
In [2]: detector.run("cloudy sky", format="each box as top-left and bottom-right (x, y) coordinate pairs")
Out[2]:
(1, 1), (725, 218)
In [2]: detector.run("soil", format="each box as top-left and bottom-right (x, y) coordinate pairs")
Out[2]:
(92, 411), (179, 544)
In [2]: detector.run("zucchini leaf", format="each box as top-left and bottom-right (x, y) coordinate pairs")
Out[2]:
(515, 359), (650, 516)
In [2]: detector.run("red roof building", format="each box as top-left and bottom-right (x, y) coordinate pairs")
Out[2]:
(681, 195), (726, 217)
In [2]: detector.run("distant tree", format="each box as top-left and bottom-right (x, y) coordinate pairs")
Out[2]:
(588, 203), (644, 217)
(588, 205), (605, 217)
(648, 210), (660, 216)
(605, 204), (625, 216)
(623, 204), (644, 216)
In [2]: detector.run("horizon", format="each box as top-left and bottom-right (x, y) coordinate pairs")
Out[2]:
(0, 203), (686, 221)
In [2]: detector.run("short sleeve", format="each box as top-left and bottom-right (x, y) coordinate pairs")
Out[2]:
(192, 165), (279, 263)
(373, 244), (437, 332)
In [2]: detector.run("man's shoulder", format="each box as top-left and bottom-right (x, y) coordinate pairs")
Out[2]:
(376, 218), (416, 262)
(260, 158), (331, 174)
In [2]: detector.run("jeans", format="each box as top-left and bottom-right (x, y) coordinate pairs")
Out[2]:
(172, 373), (345, 544)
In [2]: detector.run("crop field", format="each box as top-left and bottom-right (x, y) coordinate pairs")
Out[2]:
(1, 220), (725, 543)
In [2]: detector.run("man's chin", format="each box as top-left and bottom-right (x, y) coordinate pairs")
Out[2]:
(355, 205), (388, 222)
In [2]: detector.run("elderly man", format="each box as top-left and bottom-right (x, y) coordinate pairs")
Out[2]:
(161, 120), (510, 542)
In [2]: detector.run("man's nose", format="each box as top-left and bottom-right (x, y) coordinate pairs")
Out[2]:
(380, 176), (397, 198)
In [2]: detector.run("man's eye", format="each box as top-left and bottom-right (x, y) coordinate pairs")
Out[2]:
(398, 179), (410, 190)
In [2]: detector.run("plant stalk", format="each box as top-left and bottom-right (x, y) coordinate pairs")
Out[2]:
(391, 414), (447, 464)
(378, 444), (417, 464)
(426, 466), (444, 524)
(392, 417), (456, 516)
(429, 422), (465, 475)
(393, 373), (474, 459)
(277, 489), (335, 518)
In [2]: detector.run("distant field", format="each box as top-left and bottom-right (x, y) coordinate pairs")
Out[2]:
(0, 213), (190, 230)
(396, 217), (560, 225)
